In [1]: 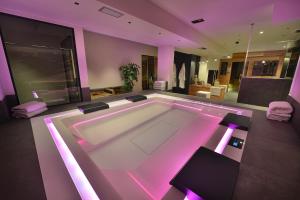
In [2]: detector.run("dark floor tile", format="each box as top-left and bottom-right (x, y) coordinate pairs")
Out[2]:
(233, 164), (300, 200)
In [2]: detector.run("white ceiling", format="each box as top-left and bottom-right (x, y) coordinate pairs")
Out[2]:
(0, 0), (197, 48)
(0, 0), (300, 59)
(150, 0), (300, 57)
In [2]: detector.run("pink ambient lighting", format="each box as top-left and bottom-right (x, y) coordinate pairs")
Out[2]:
(184, 189), (204, 200)
(72, 100), (219, 131)
(44, 118), (100, 200)
(127, 172), (157, 200)
(214, 126), (235, 154)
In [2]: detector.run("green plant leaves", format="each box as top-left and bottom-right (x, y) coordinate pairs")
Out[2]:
(119, 62), (140, 92)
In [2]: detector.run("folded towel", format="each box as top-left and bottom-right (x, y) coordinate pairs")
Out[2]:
(268, 101), (293, 114)
(12, 101), (47, 113)
(266, 110), (291, 122)
(267, 111), (291, 118)
(12, 107), (48, 118)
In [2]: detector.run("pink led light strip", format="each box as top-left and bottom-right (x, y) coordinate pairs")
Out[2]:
(72, 100), (220, 130)
(44, 117), (100, 200)
(44, 98), (236, 200)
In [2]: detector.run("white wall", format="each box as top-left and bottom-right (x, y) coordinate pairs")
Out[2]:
(289, 56), (300, 103)
(157, 46), (175, 90)
(74, 27), (89, 88)
(84, 31), (157, 92)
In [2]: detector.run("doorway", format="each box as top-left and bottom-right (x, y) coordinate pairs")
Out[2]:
(230, 62), (244, 91)
(142, 55), (157, 90)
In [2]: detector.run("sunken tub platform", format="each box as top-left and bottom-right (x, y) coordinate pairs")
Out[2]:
(31, 93), (252, 200)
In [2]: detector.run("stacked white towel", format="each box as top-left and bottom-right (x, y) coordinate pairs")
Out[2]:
(266, 101), (293, 122)
(12, 101), (47, 118)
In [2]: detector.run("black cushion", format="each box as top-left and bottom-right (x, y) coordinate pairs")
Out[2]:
(170, 147), (240, 200)
(219, 113), (251, 131)
(78, 102), (109, 114)
(125, 95), (147, 102)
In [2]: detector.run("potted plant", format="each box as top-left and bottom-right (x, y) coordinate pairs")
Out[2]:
(119, 62), (141, 92)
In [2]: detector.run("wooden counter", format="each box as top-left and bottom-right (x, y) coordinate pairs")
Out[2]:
(188, 85), (210, 96)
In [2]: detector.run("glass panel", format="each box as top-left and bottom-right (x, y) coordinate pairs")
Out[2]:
(252, 60), (279, 76)
(0, 13), (81, 105)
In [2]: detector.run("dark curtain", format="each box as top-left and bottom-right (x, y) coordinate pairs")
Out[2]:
(173, 51), (200, 94)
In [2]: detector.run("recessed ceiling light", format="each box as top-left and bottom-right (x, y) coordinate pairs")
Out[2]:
(74, 2), (79, 5)
(259, 31), (264, 34)
(99, 6), (124, 18)
(283, 45), (286, 48)
(262, 60), (266, 64)
(214, 59), (217, 61)
(191, 18), (205, 24)
(227, 56), (231, 59)
(128, 21), (132, 24)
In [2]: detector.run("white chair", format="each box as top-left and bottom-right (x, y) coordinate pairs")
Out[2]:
(196, 91), (211, 99)
(210, 86), (223, 96)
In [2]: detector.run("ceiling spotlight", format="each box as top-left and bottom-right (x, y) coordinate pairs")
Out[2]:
(262, 60), (266, 64)
(283, 45), (286, 48)
(214, 59), (217, 61)
(227, 55), (231, 59)
(259, 31), (264, 34)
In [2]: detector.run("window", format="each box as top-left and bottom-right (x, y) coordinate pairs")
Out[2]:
(252, 60), (279, 76)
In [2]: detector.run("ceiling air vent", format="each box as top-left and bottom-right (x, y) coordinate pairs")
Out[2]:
(99, 6), (124, 18)
(192, 18), (205, 24)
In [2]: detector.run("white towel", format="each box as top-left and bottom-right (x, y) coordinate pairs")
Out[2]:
(12, 101), (47, 113)
(268, 101), (293, 114)
(179, 64), (185, 89)
(12, 107), (48, 118)
(266, 110), (291, 122)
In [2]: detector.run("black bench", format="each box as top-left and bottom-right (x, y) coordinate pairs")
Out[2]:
(125, 95), (147, 102)
(170, 147), (240, 200)
(219, 113), (251, 131)
(77, 102), (109, 114)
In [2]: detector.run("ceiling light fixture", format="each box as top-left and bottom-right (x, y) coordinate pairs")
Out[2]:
(191, 18), (205, 24)
(214, 59), (217, 61)
(227, 56), (231, 59)
(259, 31), (264, 34)
(99, 6), (124, 18)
